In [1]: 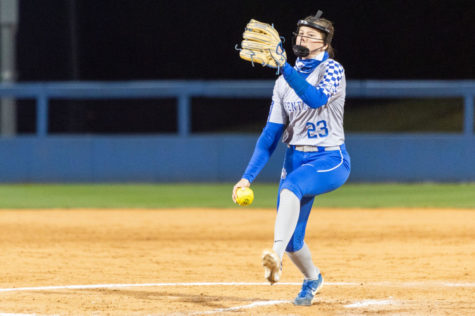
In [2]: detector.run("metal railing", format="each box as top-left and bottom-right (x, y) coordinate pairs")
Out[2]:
(0, 80), (474, 137)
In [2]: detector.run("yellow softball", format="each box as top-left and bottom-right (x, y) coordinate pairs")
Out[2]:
(236, 187), (254, 206)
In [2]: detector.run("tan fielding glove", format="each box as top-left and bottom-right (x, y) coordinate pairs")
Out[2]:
(237, 19), (287, 69)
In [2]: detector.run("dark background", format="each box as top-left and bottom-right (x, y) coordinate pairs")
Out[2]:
(14, 0), (475, 134)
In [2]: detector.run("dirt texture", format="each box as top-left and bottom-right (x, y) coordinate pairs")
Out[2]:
(0, 208), (474, 315)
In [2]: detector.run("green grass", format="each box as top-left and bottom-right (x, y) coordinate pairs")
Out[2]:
(0, 183), (473, 209)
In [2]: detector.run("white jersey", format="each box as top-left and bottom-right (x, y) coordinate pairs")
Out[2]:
(268, 59), (346, 147)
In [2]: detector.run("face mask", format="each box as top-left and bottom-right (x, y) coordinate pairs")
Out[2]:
(291, 32), (327, 58)
(293, 10), (330, 57)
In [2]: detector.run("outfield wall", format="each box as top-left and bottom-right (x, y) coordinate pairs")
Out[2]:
(1, 134), (474, 183)
(1, 80), (474, 183)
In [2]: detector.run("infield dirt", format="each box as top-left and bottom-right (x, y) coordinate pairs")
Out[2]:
(0, 208), (473, 315)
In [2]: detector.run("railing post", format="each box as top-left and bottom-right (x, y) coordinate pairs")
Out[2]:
(36, 93), (48, 137)
(464, 94), (474, 136)
(178, 94), (190, 137)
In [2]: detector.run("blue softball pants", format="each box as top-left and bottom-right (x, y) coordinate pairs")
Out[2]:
(278, 144), (351, 252)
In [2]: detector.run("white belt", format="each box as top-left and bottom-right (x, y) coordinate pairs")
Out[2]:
(291, 145), (341, 152)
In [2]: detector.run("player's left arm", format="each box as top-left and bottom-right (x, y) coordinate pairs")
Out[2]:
(282, 61), (344, 109)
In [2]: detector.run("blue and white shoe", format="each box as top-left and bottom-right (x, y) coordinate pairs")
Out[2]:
(293, 274), (324, 306)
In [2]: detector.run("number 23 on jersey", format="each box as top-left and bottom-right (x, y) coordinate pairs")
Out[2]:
(306, 120), (329, 138)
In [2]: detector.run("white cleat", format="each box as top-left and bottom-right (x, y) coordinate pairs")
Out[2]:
(262, 249), (281, 285)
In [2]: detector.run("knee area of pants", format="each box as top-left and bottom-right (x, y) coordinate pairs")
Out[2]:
(280, 183), (302, 200)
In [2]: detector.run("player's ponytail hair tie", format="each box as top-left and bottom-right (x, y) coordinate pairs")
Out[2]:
(293, 10), (335, 58)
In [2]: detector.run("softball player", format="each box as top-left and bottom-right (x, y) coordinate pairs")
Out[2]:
(233, 11), (351, 306)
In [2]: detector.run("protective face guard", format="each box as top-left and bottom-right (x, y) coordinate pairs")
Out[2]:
(296, 20), (330, 35)
(293, 10), (329, 57)
(292, 35), (310, 58)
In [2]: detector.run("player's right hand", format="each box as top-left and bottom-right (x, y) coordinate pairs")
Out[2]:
(232, 178), (251, 203)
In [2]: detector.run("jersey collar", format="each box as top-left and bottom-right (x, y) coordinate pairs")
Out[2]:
(294, 51), (329, 74)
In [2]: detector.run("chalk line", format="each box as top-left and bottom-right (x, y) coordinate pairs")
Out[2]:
(444, 282), (475, 287)
(189, 300), (289, 315)
(0, 314), (38, 316)
(344, 299), (396, 308)
(0, 282), (355, 293)
(0, 281), (473, 293)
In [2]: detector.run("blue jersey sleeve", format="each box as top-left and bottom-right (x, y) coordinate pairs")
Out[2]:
(282, 62), (343, 109)
(242, 121), (285, 183)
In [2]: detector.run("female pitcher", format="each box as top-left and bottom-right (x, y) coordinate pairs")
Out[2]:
(232, 11), (351, 306)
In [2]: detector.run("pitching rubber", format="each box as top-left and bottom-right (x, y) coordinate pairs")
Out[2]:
(262, 249), (281, 285)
